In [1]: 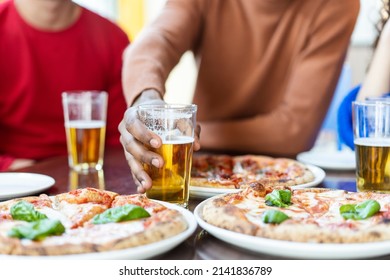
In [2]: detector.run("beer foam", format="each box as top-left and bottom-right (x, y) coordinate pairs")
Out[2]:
(162, 136), (194, 144)
(354, 137), (390, 147)
(66, 120), (105, 128)
(144, 111), (193, 119)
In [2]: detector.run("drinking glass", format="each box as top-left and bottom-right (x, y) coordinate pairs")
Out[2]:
(62, 91), (107, 171)
(138, 104), (197, 207)
(353, 100), (390, 193)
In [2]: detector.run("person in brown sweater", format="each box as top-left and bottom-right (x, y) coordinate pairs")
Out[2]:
(119, 0), (359, 192)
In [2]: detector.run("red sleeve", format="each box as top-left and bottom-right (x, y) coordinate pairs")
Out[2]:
(0, 155), (14, 171)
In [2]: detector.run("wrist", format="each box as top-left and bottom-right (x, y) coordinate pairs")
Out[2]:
(132, 89), (164, 107)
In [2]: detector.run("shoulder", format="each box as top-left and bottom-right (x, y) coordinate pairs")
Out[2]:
(0, 0), (12, 18)
(78, 7), (129, 45)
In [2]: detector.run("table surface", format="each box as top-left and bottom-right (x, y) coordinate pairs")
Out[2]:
(9, 146), (390, 260)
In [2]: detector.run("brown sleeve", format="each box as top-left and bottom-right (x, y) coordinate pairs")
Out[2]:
(200, 0), (359, 156)
(122, 0), (205, 106)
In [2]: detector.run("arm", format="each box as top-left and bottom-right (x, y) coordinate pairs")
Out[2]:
(200, 0), (359, 157)
(122, 0), (204, 105)
(358, 20), (390, 101)
(120, 0), (204, 192)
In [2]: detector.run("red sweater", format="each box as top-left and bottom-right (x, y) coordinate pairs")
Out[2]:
(0, 1), (129, 169)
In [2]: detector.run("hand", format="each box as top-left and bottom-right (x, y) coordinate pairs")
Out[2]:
(119, 90), (201, 193)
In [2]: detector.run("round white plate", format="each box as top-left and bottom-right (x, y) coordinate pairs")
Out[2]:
(194, 199), (390, 259)
(190, 164), (326, 199)
(297, 150), (356, 170)
(0, 173), (55, 200)
(0, 202), (197, 260)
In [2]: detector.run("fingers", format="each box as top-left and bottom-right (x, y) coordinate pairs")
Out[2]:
(194, 124), (201, 151)
(119, 107), (165, 193)
(123, 149), (152, 193)
(176, 118), (193, 136)
(119, 108), (164, 167)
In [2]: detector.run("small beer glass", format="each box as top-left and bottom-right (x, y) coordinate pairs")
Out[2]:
(353, 100), (390, 193)
(138, 104), (197, 207)
(62, 91), (107, 171)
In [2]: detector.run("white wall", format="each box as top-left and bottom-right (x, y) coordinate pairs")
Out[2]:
(352, 0), (381, 46)
(72, 0), (117, 21)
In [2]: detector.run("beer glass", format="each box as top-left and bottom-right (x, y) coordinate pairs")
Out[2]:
(62, 91), (107, 171)
(353, 100), (390, 193)
(138, 104), (197, 207)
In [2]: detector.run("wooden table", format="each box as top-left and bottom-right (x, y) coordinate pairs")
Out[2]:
(12, 147), (390, 260)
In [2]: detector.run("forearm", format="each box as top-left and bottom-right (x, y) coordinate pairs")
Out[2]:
(358, 31), (390, 100)
(200, 109), (320, 157)
(357, 39), (390, 100)
(121, 0), (203, 106)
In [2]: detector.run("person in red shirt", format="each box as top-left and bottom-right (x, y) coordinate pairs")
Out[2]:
(0, 0), (129, 170)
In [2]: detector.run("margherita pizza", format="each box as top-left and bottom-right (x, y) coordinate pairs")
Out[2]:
(201, 182), (390, 243)
(0, 188), (188, 256)
(191, 154), (315, 189)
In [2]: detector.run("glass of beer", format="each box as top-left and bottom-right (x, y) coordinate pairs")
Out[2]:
(62, 91), (107, 171)
(138, 104), (197, 207)
(353, 100), (390, 193)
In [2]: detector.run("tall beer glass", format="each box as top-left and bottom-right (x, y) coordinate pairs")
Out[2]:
(62, 91), (107, 171)
(138, 104), (197, 207)
(353, 100), (390, 193)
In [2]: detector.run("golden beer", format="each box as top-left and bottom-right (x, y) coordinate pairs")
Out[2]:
(65, 120), (106, 171)
(355, 138), (390, 193)
(144, 136), (194, 207)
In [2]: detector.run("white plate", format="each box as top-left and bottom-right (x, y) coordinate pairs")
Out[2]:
(194, 199), (390, 259)
(0, 173), (55, 200)
(0, 202), (197, 260)
(190, 165), (326, 199)
(297, 150), (356, 170)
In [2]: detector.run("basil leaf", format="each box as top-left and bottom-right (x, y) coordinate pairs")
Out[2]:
(265, 190), (292, 208)
(340, 200), (381, 220)
(92, 204), (151, 224)
(8, 219), (65, 241)
(10, 201), (48, 222)
(262, 209), (290, 224)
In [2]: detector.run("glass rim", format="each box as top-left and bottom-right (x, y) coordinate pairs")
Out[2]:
(352, 100), (390, 106)
(138, 103), (197, 112)
(62, 90), (108, 97)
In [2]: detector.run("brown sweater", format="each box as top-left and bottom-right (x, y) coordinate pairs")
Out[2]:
(123, 0), (359, 157)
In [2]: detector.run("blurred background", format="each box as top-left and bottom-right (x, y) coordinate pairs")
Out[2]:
(1, 0), (382, 145)
(70, 0), (381, 105)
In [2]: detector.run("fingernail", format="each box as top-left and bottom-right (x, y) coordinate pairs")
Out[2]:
(150, 138), (159, 148)
(152, 158), (160, 168)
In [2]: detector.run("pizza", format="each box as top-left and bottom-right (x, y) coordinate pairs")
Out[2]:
(191, 154), (315, 189)
(201, 182), (390, 243)
(0, 188), (188, 256)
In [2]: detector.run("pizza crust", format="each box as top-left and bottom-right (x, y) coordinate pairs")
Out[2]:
(191, 154), (315, 189)
(0, 189), (188, 256)
(202, 185), (390, 243)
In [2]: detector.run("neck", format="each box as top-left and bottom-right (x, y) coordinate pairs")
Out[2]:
(14, 0), (81, 31)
